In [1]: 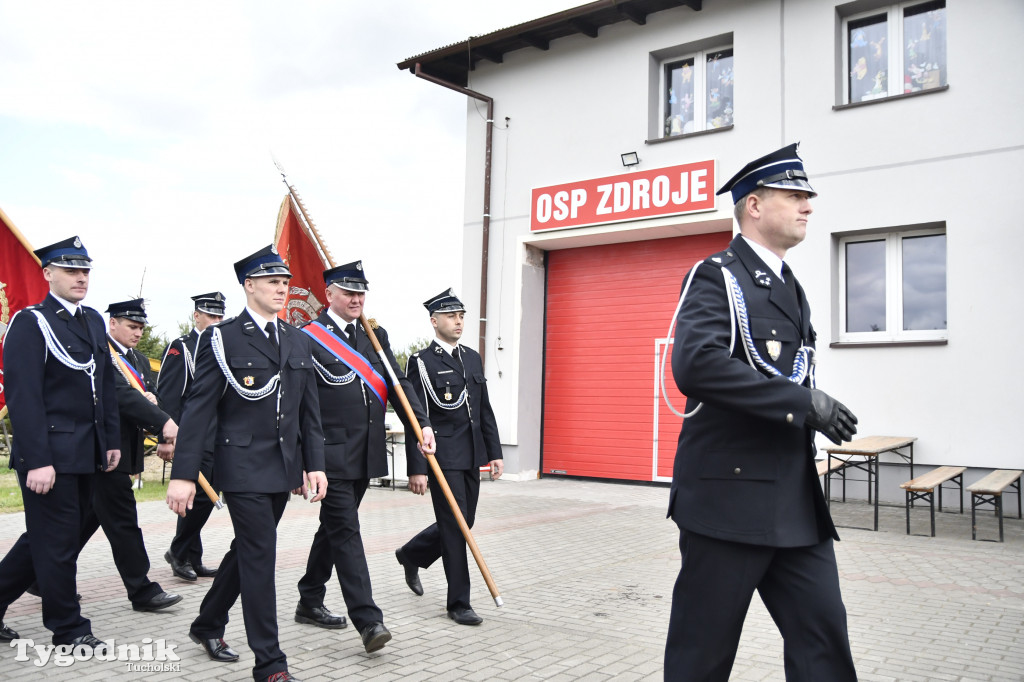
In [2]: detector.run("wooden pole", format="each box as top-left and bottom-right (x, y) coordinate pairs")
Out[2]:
(283, 187), (503, 606)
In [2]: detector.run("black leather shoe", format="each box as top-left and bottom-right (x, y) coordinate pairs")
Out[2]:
(360, 622), (391, 653)
(447, 606), (483, 625)
(189, 631), (239, 662)
(164, 551), (197, 581)
(265, 672), (300, 682)
(25, 584), (81, 601)
(0, 622), (19, 641)
(395, 549), (423, 596)
(132, 591), (183, 612)
(193, 563), (219, 578)
(67, 634), (106, 651)
(294, 602), (346, 629)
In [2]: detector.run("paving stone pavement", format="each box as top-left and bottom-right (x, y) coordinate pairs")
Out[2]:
(0, 478), (1021, 681)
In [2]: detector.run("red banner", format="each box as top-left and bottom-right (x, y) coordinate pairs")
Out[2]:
(531, 160), (716, 232)
(0, 207), (50, 414)
(274, 195), (329, 327)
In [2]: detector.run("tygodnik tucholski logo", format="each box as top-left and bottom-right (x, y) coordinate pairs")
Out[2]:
(10, 637), (181, 671)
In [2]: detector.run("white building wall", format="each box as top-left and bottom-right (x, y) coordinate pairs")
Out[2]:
(451, 0), (1024, 481)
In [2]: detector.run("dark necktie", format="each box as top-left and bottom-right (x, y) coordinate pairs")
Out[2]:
(344, 323), (356, 346)
(265, 322), (279, 352)
(782, 263), (799, 304)
(74, 307), (88, 330)
(452, 346), (465, 370)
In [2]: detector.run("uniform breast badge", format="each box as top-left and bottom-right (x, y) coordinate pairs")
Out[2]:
(765, 340), (782, 361)
(243, 376), (255, 387)
(444, 387), (453, 401)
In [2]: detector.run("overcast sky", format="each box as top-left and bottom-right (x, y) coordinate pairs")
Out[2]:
(0, 0), (572, 348)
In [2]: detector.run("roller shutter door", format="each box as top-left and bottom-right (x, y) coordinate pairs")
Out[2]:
(542, 232), (729, 481)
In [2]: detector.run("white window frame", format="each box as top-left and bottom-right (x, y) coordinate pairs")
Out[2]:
(659, 44), (732, 138)
(838, 226), (947, 343)
(841, 0), (944, 104)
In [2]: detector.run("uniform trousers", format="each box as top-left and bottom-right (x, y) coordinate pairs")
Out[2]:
(191, 491), (289, 681)
(78, 471), (163, 604)
(0, 473), (93, 644)
(399, 468), (479, 611)
(664, 529), (856, 682)
(169, 454), (215, 567)
(297, 477), (382, 630)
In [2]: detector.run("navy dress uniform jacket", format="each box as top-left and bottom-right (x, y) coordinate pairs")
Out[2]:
(308, 313), (429, 479)
(5, 294), (120, 472)
(668, 235), (836, 547)
(157, 329), (199, 423)
(171, 310), (324, 491)
(109, 340), (170, 475)
(404, 340), (501, 474)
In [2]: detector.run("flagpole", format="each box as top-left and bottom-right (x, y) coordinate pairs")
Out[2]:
(280, 177), (503, 607)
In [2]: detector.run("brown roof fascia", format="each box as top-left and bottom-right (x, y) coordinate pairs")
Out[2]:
(396, 0), (701, 86)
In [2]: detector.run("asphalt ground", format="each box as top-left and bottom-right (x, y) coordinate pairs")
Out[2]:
(0, 477), (1021, 681)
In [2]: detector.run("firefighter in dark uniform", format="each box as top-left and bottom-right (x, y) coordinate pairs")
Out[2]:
(395, 289), (503, 626)
(159, 291), (225, 582)
(75, 298), (182, 612)
(664, 144), (859, 681)
(0, 236), (120, 650)
(166, 244), (326, 682)
(294, 261), (435, 653)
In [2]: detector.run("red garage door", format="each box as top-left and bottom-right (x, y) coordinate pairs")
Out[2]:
(542, 232), (730, 481)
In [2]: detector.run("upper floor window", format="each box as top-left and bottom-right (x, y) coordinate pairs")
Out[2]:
(662, 46), (733, 137)
(843, 0), (946, 104)
(838, 225), (947, 343)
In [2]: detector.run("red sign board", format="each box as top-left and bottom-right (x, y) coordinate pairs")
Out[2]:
(531, 159), (716, 232)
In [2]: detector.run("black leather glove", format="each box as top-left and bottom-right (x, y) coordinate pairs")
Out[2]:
(805, 389), (858, 445)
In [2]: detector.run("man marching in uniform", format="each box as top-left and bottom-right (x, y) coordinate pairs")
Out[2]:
(75, 298), (182, 612)
(294, 261), (435, 653)
(664, 144), (859, 681)
(396, 289), (502, 626)
(166, 245), (327, 682)
(0, 237), (120, 650)
(159, 292), (225, 582)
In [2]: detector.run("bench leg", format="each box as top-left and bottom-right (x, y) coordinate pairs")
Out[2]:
(1017, 480), (1022, 520)
(971, 493), (978, 541)
(997, 496), (1004, 543)
(929, 491), (936, 537)
(905, 490), (911, 535)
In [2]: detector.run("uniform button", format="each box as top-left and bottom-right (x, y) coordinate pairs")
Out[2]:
(225, 438), (230, 443)
(247, 362), (252, 367)
(727, 251), (733, 256)
(786, 413), (794, 423)
(279, 437), (284, 442)
(733, 467), (741, 475)
(771, 330), (777, 336)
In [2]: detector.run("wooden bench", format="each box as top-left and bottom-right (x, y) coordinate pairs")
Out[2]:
(968, 469), (1023, 542)
(816, 457), (852, 506)
(900, 466), (966, 537)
